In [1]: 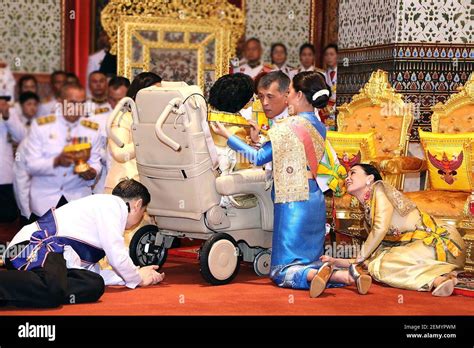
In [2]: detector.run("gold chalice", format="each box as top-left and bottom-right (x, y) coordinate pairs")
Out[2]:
(63, 143), (91, 174)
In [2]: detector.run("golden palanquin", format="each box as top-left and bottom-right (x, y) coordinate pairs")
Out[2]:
(404, 73), (474, 271)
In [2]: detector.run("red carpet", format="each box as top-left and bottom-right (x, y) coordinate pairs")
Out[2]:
(1, 255), (473, 316)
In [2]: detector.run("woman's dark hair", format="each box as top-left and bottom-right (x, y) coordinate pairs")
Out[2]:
(208, 73), (254, 113)
(292, 71), (331, 109)
(299, 43), (316, 56)
(350, 163), (383, 182)
(270, 43), (287, 62)
(127, 72), (162, 100)
(112, 179), (151, 206)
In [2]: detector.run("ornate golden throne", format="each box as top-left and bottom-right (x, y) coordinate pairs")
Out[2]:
(327, 70), (425, 242)
(101, 0), (244, 95)
(404, 73), (474, 271)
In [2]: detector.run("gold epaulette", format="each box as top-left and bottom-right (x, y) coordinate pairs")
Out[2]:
(94, 107), (110, 115)
(36, 115), (56, 125)
(80, 119), (99, 131)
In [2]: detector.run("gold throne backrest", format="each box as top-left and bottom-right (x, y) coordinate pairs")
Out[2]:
(337, 70), (414, 158)
(431, 72), (474, 134)
(101, 0), (244, 95)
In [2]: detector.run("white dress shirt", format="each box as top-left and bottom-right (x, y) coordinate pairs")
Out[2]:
(6, 194), (142, 288)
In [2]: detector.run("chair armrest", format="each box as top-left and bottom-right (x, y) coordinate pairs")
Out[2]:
(216, 169), (273, 231)
(370, 156), (427, 175)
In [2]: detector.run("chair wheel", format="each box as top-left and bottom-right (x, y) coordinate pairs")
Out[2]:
(129, 225), (167, 267)
(199, 233), (240, 285)
(253, 249), (271, 276)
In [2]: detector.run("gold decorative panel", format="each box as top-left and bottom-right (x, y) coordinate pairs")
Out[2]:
(101, 0), (244, 95)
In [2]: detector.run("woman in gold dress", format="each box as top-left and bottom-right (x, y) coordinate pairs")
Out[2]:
(312, 163), (466, 297)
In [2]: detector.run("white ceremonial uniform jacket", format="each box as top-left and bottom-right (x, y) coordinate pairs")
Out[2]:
(86, 99), (112, 194)
(290, 65), (315, 79)
(38, 97), (60, 117)
(272, 63), (294, 78)
(5, 194), (142, 288)
(12, 114), (34, 218)
(238, 62), (262, 79)
(23, 110), (102, 216)
(0, 107), (27, 185)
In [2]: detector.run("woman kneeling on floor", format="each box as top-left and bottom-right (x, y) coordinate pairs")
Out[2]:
(312, 163), (466, 297)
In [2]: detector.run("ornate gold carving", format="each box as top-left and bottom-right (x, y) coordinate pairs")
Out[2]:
(101, 0), (244, 92)
(337, 70), (413, 157)
(101, 0), (244, 55)
(337, 70), (414, 189)
(431, 72), (474, 132)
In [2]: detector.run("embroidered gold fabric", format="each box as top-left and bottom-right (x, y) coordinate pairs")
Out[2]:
(268, 116), (325, 203)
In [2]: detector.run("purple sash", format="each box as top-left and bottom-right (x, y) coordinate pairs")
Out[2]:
(10, 209), (105, 271)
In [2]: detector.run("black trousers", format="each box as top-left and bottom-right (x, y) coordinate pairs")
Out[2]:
(0, 184), (19, 223)
(0, 252), (105, 308)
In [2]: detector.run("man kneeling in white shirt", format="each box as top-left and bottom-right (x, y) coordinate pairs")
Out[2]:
(0, 179), (164, 308)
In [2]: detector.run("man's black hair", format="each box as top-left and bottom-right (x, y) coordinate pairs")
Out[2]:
(18, 74), (38, 92)
(126, 72), (162, 101)
(271, 42), (287, 56)
(89, 70), (107, 79)
(299, 43), (316, 56)
(109, 76), (131, 89)
(66, 72), (80, 83)
(19, 91), (40, 104)
(257, 71), (290, 94)
(208, 73), (254, 113)
(323, 43), (338, 54)
(245, 37), (261, 46)
(112, 179), (151, 206)
(51, 70), (67, 83)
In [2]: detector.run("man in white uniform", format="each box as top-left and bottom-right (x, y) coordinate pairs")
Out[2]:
(86, 71), (112, 194)
(0, 96), (27, 222)
(321, 44), (338, 129)
(270, 43), (294, 78)
(237, 38), (272, 79)
(13, 92), (40, 224)
(1, 179), (165, 308)
(24, 83), (102, 219)
(38, 71), (67, 116)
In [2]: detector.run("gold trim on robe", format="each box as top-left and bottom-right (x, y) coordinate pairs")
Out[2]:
(268, 116), (325, 203)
